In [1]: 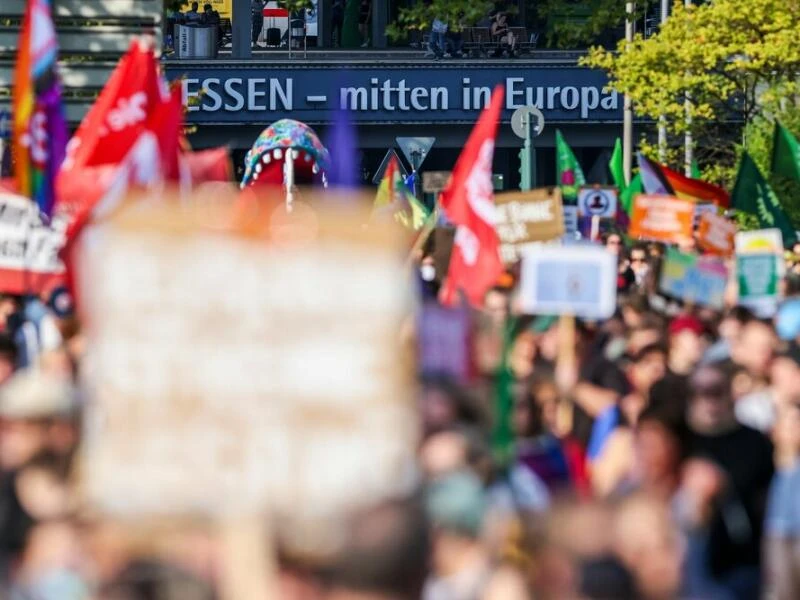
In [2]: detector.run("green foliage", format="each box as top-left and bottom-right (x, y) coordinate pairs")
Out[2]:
(387, 0), (494, 39)
(536, 0), (644, 49)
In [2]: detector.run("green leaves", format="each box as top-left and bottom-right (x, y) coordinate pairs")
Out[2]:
(387, 0), (494, 40)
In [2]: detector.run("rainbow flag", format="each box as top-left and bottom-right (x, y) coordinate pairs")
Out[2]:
(12, 0), (67, 217)
(373, 156), (430, 230)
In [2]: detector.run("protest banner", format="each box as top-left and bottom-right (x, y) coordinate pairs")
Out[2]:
(518, 245), (617, 319)
(659, 247), (728, 309)
(78, 197), (418, 558)
(737, 253), (780, 317)
(628, 194), (695, 243)
(693, 202), (718, 229)
(578, 186), (617, 219)
(0, 192), (65, 294)
(494, 188), (564, 263)
(697, 212), (736, 257)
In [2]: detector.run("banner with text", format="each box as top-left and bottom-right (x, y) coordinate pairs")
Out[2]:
(629, 194), (694, 244)
(495, 188), (564, 263)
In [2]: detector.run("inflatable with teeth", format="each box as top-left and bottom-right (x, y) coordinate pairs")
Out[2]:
(240, 119), (331, 189)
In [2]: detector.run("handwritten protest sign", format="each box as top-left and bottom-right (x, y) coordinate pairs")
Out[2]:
(697, 212), (736, 256)
(494, 188), (564, 262)
(629, 194), (694, 243)
(422, 171), (451, 193)
(693, 202), (718, 229)
(0, 192), (65, 295)
(79, 200), (417, 553)
(737, 253), (780, 317)
(519, 245), (617, 319)
(659, 248), (728, 309)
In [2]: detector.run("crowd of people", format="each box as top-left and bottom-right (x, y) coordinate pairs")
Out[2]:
(0, 214), (798, 599)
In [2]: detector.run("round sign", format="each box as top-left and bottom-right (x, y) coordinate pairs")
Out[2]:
(511, 106), (545, 139)
(578, 188), (617, 218)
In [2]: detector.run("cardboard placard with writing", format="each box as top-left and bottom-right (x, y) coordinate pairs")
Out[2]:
(78, 197), (418, 554)
(629, 194), (695, 244)
(697, 212), (736, 256)
(422, 171), (451, 194)
(494, 188), (564, 263)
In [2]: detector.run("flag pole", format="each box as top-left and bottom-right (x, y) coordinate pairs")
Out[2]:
(623, 2), (635, 185)
(657, 0), (668, 162)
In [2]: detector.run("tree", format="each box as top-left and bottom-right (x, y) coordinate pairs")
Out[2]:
(386, 0), (495, 40)
(583, 0), (800, 179)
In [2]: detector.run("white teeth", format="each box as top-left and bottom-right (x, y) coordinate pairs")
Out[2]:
(322, 173), (328, 188)
(255, 163), (262, 173)
(240, 182), (245, 189)
(274, 148), (283, 160)
(252, 171), (259, 180)
(291, 149), (299, 159)
(304, 153), (312, 162)
(263, 153), (271, 164)
(312, 162), (319, 174)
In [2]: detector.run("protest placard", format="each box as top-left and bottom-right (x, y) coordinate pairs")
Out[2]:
(578, 186), (617, 219)
(659, 247), (728, 309)
(433, 227), (456, 279)
(693, 202), (718, 229)
(697, 212), (736, 256)
(418, 303), (471, 381)
(628, 194), (695, 243)
(518, 245), (617, 319)
(78, 199), (418, 553)
(735, 228), (784, 255)
(494, 188), (564, 262)
(737, 253), (780, 317)
(422, 171), (451, 193)
(562, 205), (579, 237)
(0, 192), (65, 295)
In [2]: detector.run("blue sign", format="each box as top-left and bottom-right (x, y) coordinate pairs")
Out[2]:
(164, 64), (621, 124)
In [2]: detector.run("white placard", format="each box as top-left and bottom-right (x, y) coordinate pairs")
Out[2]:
(578, 187), (617, 219)
(519, 245), (617, 319)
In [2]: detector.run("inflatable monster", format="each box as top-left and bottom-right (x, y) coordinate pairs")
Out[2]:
(240, 119), (331, 189)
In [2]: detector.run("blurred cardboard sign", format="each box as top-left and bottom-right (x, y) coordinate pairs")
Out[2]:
(422, 171), (451, 194)
(737, 253), (780, 317)
(697, 212), (736, 256)
(693, 202), (717, 229)
(735, 228), (783, 255)
(659, 247), (728, 309)
(577, 186), (617, 219)
(629, 194), (694, 243)
(433, 227), (456, 279)
(418, 303), (471, 381)
(0, 192), (65, 295)
(79, 199), (417, 536)
(518, 245), (617, 319)
(494, 188), (564, 263)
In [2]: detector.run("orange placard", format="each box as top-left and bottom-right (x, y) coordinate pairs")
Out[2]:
(697, 212), (737, 256)
(629, 194), (695, 243)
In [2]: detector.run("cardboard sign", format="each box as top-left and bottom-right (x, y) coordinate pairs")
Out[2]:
(418, 303), (471, 381)
(519, 245), (617, 319)
(0, 192), (65, 295)
(578, 186), (617, 219)
(494, 188), (564, 263)
(737, 253), (780, 317)
(693, 202), (718, 229)
(432, 227), (456, 280)
(697, 212), (736, 256)
(659, 248), (728, 309)
(735, 228), (784, 255)
(422, 171), (451, 194)
(628, 194), (695, 243)
(79, 200), (417, 537)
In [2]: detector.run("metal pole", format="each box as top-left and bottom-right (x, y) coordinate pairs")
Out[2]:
(623, 1), (635, 185)
(684, 0), (692, 175)
(657, 0), (668, 162)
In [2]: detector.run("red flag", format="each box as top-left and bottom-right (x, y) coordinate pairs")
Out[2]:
(61, 38), (164, 173)
(181, 147), (233, 184)
(147, 82), (184, 181)
(439, 85), (504, 308)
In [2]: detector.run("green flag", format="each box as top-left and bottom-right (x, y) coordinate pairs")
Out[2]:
(609, 138), (625, 190)
(620, 172), (643, 216)
(555, 129), (586, 202)
(772, 121), (800, 182)
(732, 152), (797, 246)
(691, 159), (702, 180)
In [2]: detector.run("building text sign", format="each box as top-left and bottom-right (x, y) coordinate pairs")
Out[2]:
(167, 65), (622, 124)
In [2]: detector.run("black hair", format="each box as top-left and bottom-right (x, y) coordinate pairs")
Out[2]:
(629, 341), (668, 365)
(191, 1), (199, 9)
(0, 333), (18, 366)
